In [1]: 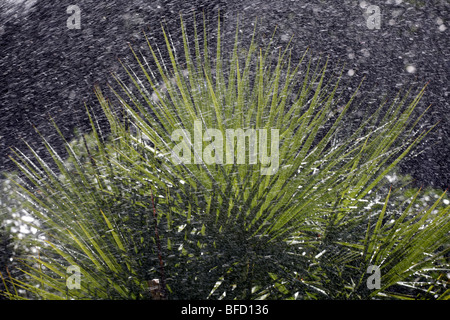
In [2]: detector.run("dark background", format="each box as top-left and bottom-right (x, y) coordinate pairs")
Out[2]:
(0, 0), (449, 189)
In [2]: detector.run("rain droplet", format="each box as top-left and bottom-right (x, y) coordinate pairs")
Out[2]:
(361, 48), (370, 57)
(406, 65), (416, 73)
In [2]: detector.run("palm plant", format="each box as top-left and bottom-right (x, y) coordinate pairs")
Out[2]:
(1, 14), (449, 300)
(0, 227), (14, 299)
